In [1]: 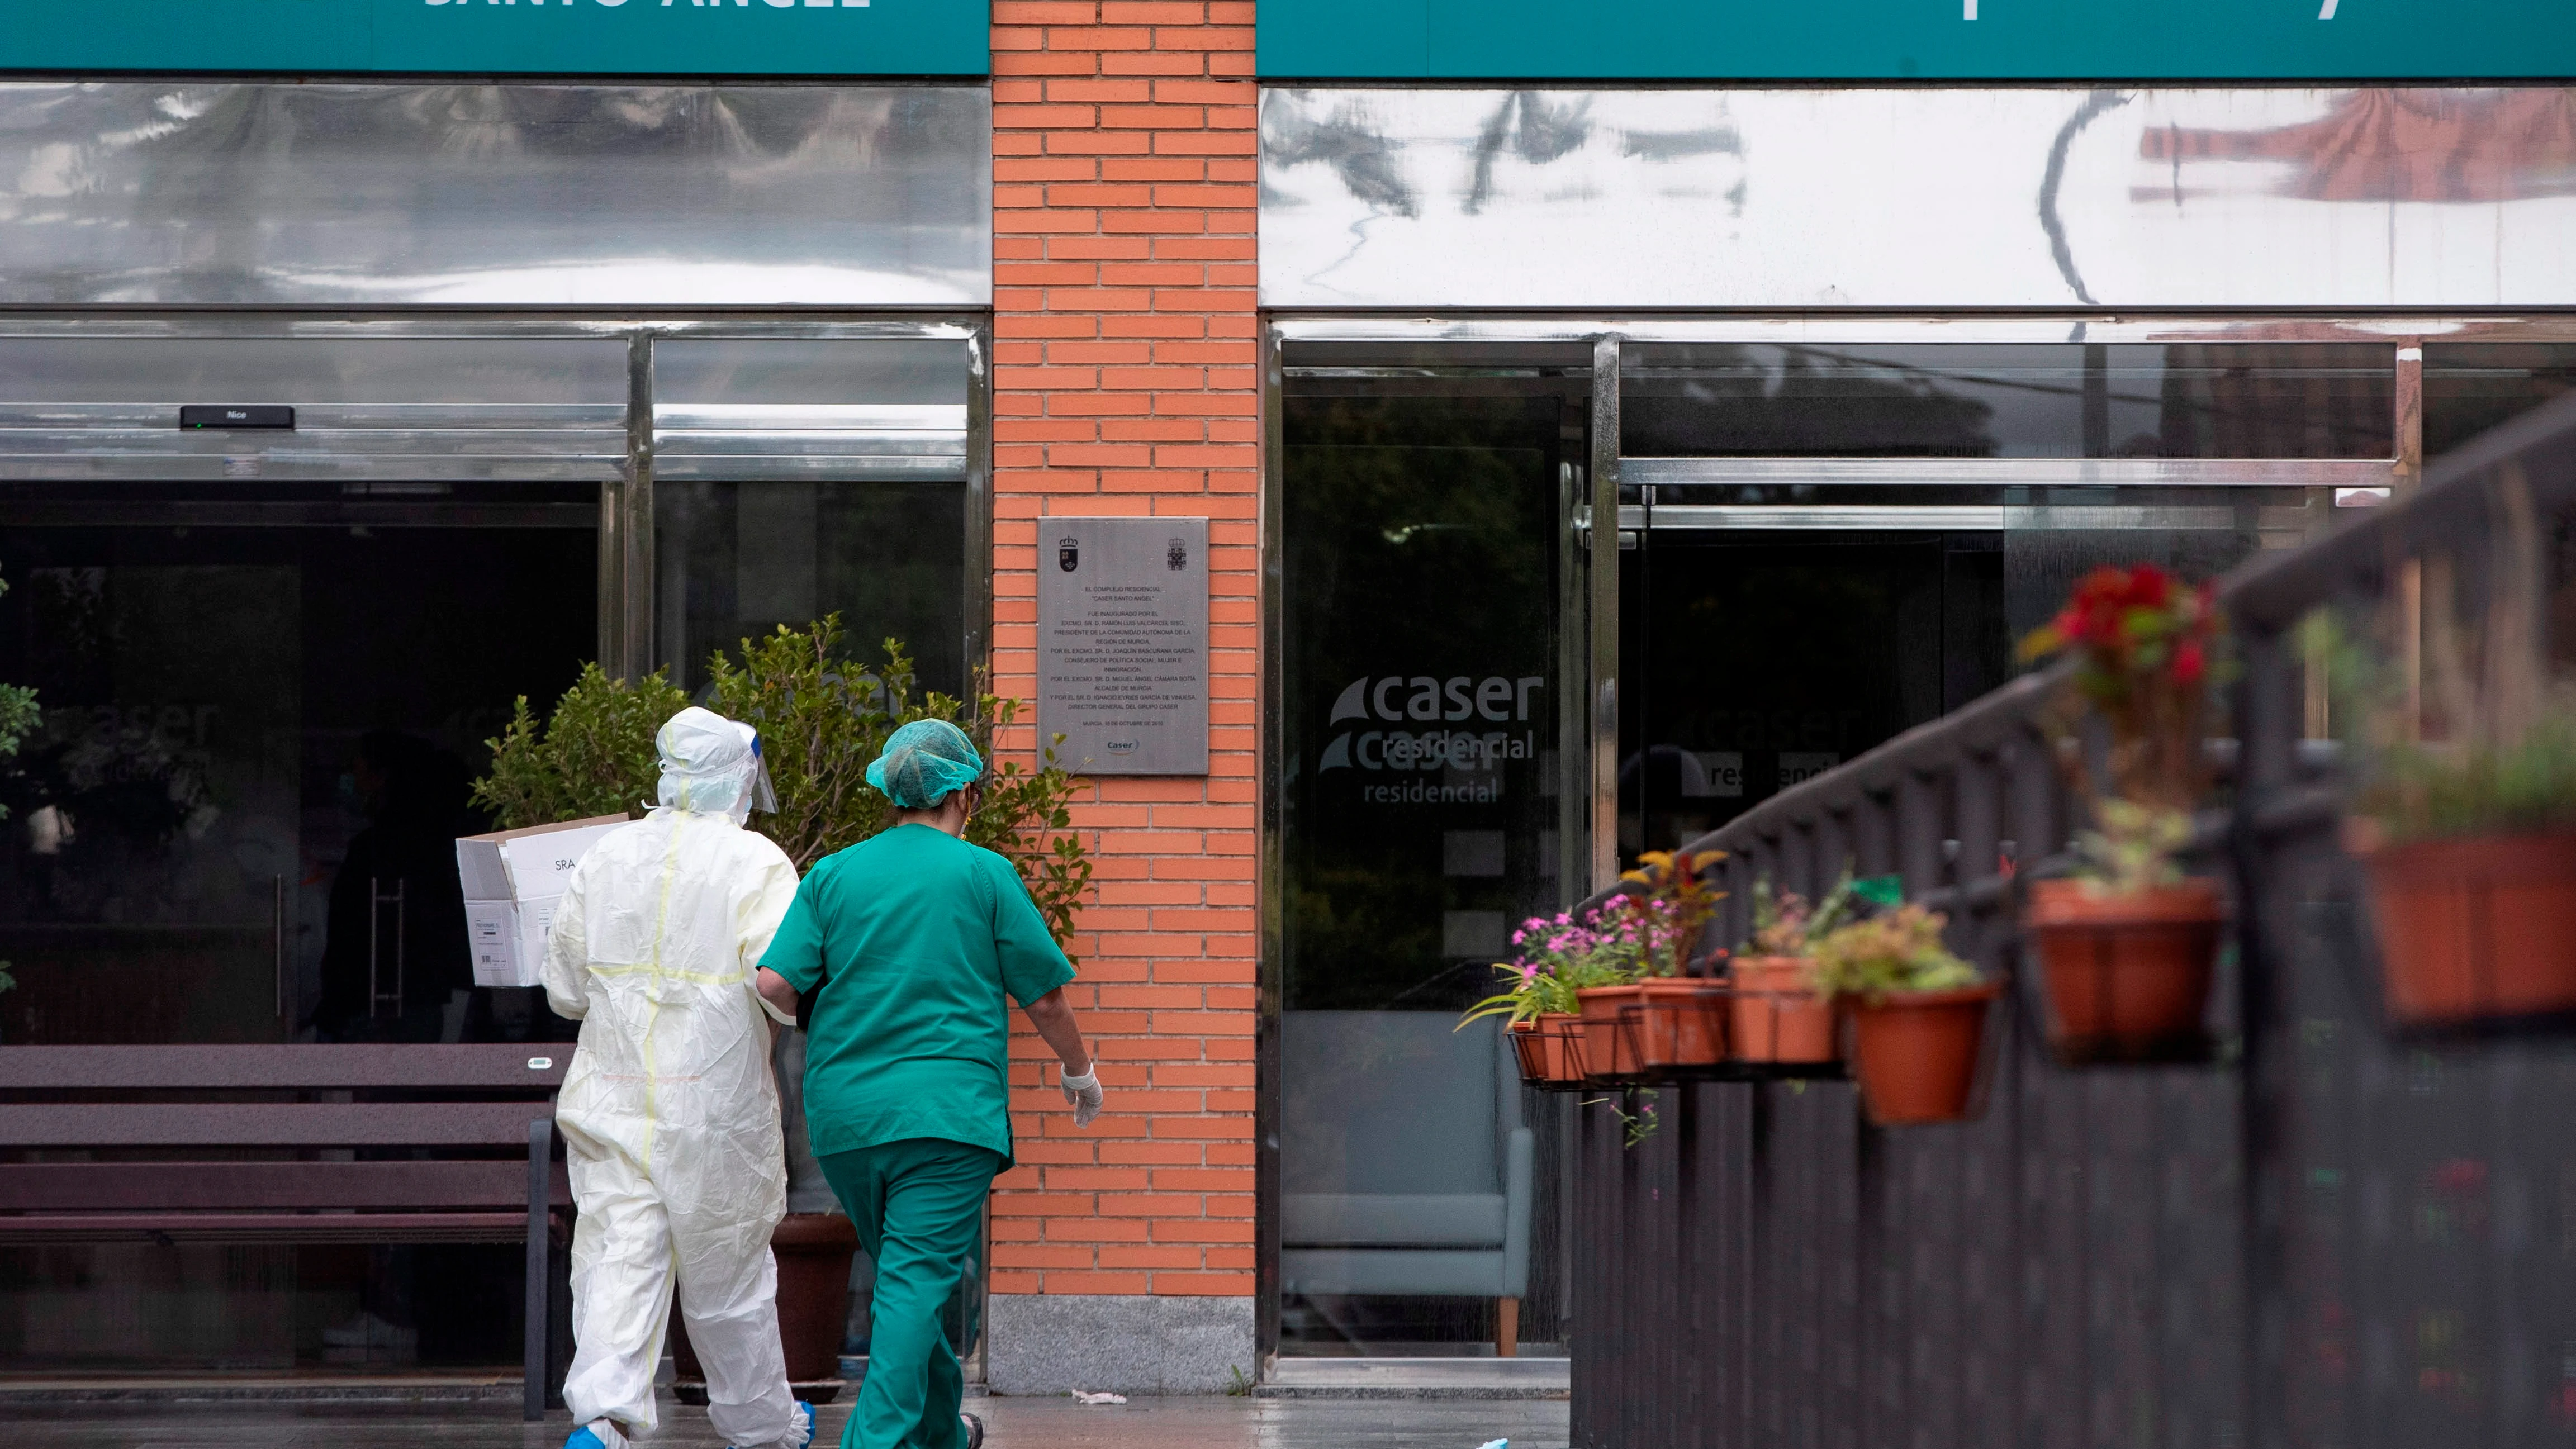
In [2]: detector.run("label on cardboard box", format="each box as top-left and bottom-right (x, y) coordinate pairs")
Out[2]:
(467, 899), (530, 989)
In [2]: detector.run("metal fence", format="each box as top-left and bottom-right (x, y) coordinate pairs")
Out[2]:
(1570, 392), (2576, 1449)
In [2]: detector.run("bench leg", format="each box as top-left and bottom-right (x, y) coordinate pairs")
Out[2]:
(527, 1116), (553, 1424)
(1497, 1296), (1519, 1358)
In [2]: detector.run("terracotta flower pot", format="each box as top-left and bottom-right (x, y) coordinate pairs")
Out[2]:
(1630, 978), (1729, 1068)
(673, 1211), (858, 1396)
(1510, 1014), (1586, 1084)
(1576, 984), (1646, 1079)
(1848, 981), (2003, 1126)
(1728, 956), (1835, 1063)
(2024, 877), (2222, 1058)
(2364, 832), (2576, 1027)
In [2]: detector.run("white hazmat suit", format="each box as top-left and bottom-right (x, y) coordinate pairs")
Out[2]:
(543, 707), (805, 1449)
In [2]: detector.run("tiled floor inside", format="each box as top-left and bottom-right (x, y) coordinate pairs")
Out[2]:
(4, 1391), (1572, 1449)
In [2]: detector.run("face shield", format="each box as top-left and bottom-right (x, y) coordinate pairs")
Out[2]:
(746, 730), (779, 816)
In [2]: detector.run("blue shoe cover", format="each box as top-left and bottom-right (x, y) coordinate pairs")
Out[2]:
(562, 1428), (609, 1449)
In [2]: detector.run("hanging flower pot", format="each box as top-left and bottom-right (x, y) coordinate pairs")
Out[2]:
(2362, 832), (2576, 1027)
(2025, 876), (2223, 1058)
(1509, 1013), (1589, 1085)
(1728, 956), (1837, 1064)
(1577, 983), (1647, 1080)
(1629, 979), (1729, 1070)
(1811, 900), (1994, 1125)
(1848, 981), (2004, 1126)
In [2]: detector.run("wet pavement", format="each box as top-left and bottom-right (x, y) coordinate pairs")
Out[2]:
(2, 1392), (1572, 1448)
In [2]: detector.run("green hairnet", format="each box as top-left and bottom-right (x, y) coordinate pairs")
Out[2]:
(867, 719), (985, 810)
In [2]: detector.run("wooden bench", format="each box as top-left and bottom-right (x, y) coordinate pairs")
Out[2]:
(0, 1044), (571, 1419)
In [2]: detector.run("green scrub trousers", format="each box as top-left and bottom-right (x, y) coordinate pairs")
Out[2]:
(819, 1138), (1004, 1449)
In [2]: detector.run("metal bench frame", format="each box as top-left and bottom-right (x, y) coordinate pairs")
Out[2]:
(0, 1044), (570, 1419)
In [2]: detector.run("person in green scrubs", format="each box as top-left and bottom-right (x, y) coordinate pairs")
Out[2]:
(755, 720), (1103, 1449)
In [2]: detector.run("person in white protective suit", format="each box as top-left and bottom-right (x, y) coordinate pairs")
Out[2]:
(542, 707), (813, 1449)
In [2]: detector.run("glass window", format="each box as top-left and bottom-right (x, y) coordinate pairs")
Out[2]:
(1624, 343), (2394, 459)
(654, 481), (966, 698)
(0, 484), (597, 1377)
(2423, 344), (2576, 460)
(650, 337), (974, 696)
(1279, 363), (1578, 1358)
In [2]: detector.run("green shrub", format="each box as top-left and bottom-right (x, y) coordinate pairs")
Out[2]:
(472, 619), (1092, 951)
(471, 662), (690, 829)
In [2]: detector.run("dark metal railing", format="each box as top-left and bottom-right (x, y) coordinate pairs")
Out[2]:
(1569, 389), (2576, 1449)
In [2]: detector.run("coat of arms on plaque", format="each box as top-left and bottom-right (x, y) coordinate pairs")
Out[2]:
(1166, 536), (1188, 571)
(1059, 536), (1080, 572)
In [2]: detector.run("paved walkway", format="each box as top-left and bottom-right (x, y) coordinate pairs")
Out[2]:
(6, 1393), (1571, 1448)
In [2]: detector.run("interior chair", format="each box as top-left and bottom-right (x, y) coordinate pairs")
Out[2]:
(1279, 1010), (1534, 1355)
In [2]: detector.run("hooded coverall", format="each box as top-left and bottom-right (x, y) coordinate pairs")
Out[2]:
(543, 709), (805, 1448)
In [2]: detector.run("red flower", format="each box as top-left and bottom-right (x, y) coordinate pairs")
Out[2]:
(2172, 639), (2205, 685)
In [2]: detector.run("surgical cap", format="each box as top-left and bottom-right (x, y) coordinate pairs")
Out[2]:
(656, 706), (774, 824)
(866, 719), (984, 810)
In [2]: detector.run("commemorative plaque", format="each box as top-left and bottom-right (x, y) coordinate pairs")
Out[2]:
(1037, 517), (1210, 776)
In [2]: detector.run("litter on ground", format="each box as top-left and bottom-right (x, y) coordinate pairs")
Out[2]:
(1070, 1390), (1129, 1405)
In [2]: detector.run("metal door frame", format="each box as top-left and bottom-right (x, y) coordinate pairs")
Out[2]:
(0, 311), (993, 693)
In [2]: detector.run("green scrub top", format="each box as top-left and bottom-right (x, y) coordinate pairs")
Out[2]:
(761, 823), (1075, 1167)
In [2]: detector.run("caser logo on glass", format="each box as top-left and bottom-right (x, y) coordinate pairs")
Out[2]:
(1316, 673), (1545, 805)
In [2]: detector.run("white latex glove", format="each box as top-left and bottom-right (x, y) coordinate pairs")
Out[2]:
(1061, 1064), (1104, 1128)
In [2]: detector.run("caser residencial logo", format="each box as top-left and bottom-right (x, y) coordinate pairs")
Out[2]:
(1315, 673), (1545, 805)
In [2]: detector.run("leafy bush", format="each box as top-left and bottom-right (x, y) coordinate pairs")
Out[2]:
(472, 619), (1092, 950)
(705, 619), (1092, 945)
(472, 663), (691, 828)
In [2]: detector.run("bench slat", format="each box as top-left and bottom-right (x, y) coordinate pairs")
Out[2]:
(0, 1212), (540, 1244)
(0, 1044), (570, 1091)
(0, 1160), (570, 1211)
(0, 1102), (552, 1148)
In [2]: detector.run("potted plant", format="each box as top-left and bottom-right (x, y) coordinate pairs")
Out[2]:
(1810, 902), (1999, 1125)
(1595, 849), (1729, 1074)
(1728, 875), (1858, 1065)
(2017, 563), (2226, 1060)
(1464, 900), (1649, 1085)
(2322, 476), (2576, 1027)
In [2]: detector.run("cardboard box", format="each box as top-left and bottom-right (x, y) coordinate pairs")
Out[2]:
(456, 814), (629, 989)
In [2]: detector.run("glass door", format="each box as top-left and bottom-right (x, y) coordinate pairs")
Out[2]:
(1274, 344), (1591, 1358)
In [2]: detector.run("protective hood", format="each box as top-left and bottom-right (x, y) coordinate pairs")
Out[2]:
(654, 706), (777, 824)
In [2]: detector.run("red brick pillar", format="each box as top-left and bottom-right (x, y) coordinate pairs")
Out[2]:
(984, 0), (1260, 1394)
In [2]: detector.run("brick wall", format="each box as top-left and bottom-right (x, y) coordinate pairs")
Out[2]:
(988, 1), (1260, 1305)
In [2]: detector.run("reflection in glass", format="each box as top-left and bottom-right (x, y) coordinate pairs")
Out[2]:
(654, 481), (966, 697)
(0, 497), (596, 1375)
(1280, 376), (1574, 1356)
(1624, 532), (2000, 858)
(1624, 344), (2394, 459)
(2424, 345), (2576, 460)
(1622, 487), (2338, 861)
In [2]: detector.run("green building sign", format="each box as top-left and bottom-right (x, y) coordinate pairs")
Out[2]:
(1259, 0), (2576, 80)
(1, 0), (986, 77)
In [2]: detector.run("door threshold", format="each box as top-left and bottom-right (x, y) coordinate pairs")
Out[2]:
(1259, 1357), (1569, 1399)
